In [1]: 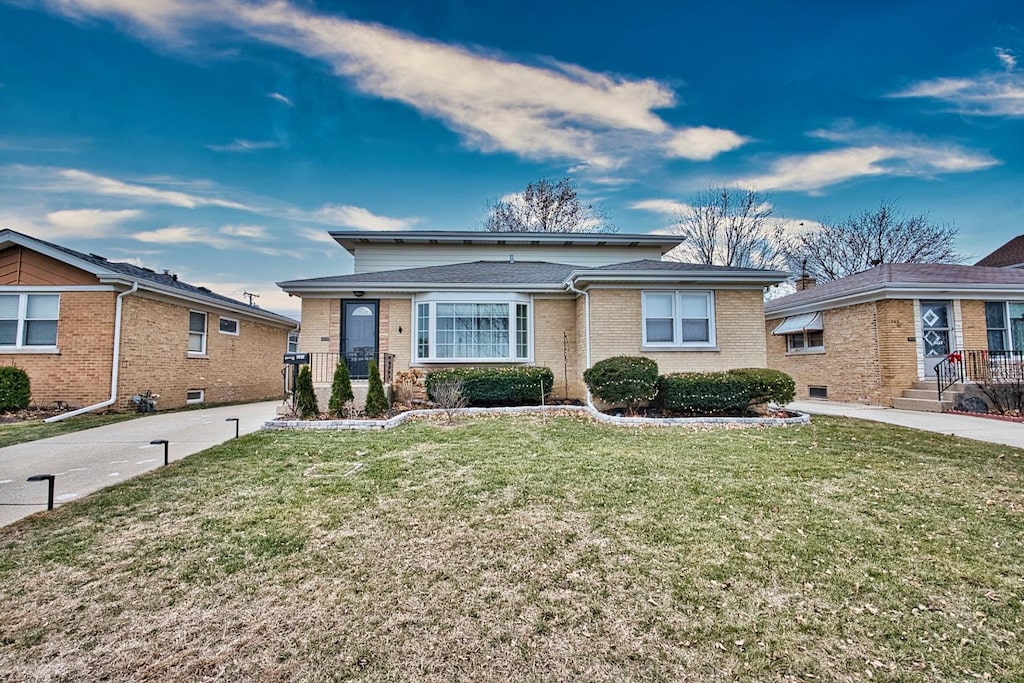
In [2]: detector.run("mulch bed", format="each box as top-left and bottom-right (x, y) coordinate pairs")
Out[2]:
(946, 409), (1024, 423)
(0, 406), (69, 424)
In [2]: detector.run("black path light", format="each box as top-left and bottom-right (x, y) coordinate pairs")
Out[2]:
(225, 417), (240, 439)
(26, 474), (55, 511)
(150, 439), (170, 466)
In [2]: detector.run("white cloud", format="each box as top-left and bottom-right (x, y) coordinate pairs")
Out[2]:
(302, 204), (419, 231)
(629, 199), (694, 216)
(190, 278), (301, 319)
(39, 0), (748, 168)
(46, 168), (251, 209)
(889, 50), (1024, 117)
(207, 138), (281, 152)
(45, 208), (142, 236)
(132, 225), (283, 255)
(297, 227), (337, 244)
(268, 91), (293, 106)
(219, 224), (270, 238)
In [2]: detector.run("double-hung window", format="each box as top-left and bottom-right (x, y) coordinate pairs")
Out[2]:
(415, 294), (531, 362)
(986, 301), (1024, 353)
(0, 293), (59, 349)
(642, 291), (715, 348)
(188, 311), (207, 354)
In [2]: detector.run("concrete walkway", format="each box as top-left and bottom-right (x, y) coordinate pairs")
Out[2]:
(0, 400), (283, 527)
(790, 400), (1024, 449)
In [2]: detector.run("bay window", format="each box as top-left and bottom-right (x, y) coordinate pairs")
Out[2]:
(642, 291), (715, 347)
(415, 294), (531, 362)
(0, 293), (59, 348)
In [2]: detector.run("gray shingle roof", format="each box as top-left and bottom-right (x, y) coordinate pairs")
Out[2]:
(592, 259), (782, 274)
(766, 263), (1024, 314)
(278, 261), (583, 287)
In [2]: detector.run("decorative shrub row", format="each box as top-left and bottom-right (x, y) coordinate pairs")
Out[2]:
(0, 366), (31, 412)
(581, 355), (794, 415)
(425, 367), (554, 406)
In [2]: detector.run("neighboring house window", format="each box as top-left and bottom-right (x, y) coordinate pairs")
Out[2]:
(985, 302), (1024, 353)
(287, 332), (299, 353)
(218, 316), (239, 335)
(415, 294), (531, 362)
(186, 389), (204, 405)
(0, 293), (59, 348)
(188, 311), (207, 354)
(641, 291), (715, 347)
(787, 330), (824, 352)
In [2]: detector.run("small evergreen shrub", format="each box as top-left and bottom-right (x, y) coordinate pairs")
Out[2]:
(327, 360), (354, 417)
(583, 356), (659, 408)
(658, 368), (796, 415)
(425, 367), (554, 406)
(293, 365), (319, 419)
(364, 360), (390, 417)
(0, 366), (31, 412)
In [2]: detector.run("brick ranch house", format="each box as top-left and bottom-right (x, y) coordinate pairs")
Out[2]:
(765, 263), (1024, 411)
(0, 229), (297, 414)
(277, 230), (788, 405)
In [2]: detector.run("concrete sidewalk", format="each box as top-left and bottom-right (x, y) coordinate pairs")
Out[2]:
(790, 400), (1024, 449)
(0, 400), (283, 527)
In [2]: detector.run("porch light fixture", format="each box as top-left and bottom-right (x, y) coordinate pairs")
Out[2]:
(353, 291), (365, 297)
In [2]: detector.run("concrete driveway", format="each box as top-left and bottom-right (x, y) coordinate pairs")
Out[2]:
(0, 400), (283, 527)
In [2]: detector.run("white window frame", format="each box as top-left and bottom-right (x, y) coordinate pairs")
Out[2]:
(641, 290), (716, 349)
(218, 316), (239, 336)
(287, 331), (299, 353)
(0, 292), (60, 351)
(186, 389), (205, 405)
(413, 292), (533, 363)
(188, 310), (207, 355)
(786, 330), (824, 353)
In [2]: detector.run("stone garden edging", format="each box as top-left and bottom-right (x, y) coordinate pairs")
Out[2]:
(263, 404), (810, 430)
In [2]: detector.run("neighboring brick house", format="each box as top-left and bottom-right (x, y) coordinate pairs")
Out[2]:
(765, 263), (1024, 410)
(277, 230), (787, 403)
(977, 235), (1024, 268)
(0, 229), (297, 413)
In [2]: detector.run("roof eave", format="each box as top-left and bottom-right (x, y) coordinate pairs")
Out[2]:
(567, 269), (789, 287)
(277, 281), (567, 294)
(766, 281), (1024, 318)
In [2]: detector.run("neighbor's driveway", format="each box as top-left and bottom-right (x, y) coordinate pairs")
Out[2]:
(0, 400), (282, 527)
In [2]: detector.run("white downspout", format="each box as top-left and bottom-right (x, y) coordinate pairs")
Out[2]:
(565, 278), (594, 408)
(45, 282), (138, 422)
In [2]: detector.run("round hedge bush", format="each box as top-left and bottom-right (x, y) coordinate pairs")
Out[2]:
(0, 366), (31, 412)
(583, 356), (659, 407)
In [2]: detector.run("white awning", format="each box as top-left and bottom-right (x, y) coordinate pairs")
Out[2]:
(772, 312), (823, 335)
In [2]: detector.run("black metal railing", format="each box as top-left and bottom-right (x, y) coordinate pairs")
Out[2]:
(935, 349), (1024, 399)
(307, 352), (395, 384)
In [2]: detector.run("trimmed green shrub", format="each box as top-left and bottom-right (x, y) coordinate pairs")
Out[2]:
(583, 356), (659, 408)
(327, 360), (354, 417)
(0, 366), (30, 412)
(658, 368), (796, 415)
(364, 360), (390, 418)
(727, 368), (796, 405)
(294, 365), (319, 419)
(425, 367), (554, 406)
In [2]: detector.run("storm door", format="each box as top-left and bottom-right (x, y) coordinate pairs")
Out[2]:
(342, 300), (378, 380)
(921, 300), (952, 378)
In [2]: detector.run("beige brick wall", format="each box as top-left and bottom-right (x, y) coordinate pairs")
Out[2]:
(118, 294), (290, 409)
(299, 298), (332, 352)
(588, 288), (768, 374)
(383, 298), (412, 372)
(0, 291), (118, 407)
(960, 299), (989, 350)
(767, 299), (921, 406)
(533, 297), (582, 399)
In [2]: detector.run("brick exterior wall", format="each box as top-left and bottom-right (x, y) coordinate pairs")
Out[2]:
(0, 290), (119, 406)
(876, 299), (918, 403)
(117, 293), (291, 409)
(960, 300), (989, 350)
(532, 297), (582, 399)
(588, 288), (768, 373)
(299, 298), (332, 352)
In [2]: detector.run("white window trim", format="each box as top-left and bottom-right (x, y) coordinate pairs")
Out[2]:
(186, 389), (205, 405)
(413, 292), (533, 363)
(641, 290), (717, 349)
(188, 310), (207, 356)
(218, 316), (240, 336)
(786, 330), (825, 354)
(0, 292), (60, 351)
(287, 332), (299, 353)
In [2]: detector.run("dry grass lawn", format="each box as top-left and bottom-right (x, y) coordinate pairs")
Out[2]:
(1, 414), (1022, 681)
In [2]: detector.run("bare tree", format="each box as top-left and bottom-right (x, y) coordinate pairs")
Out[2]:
(430, 380), (468, 424)
(484, 176), (616, 233)
(786, 200), (964, 282)
(667, 187), (786, 269)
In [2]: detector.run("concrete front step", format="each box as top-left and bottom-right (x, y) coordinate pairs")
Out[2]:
(910, 380), (966, 392)
(892, 397), (954, 412)
(901, 388), (952, 400)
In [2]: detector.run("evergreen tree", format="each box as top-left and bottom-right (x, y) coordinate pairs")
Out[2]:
(364, 360), (390, 418)
(328, 359), (354, 417)
(294, 365), (319, 419)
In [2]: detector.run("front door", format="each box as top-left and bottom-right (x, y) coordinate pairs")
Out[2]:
(342, 300), (378, 380)
(921, 300), (952, 378)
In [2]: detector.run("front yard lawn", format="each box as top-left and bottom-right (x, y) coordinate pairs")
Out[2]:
(1, 415), (1022, 681)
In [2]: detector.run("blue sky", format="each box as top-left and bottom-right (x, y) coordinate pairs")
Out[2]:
(1, 0), (1022, 318)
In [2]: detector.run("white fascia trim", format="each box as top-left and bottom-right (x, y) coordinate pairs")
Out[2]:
(99, 276), (296, 327)
(0, 285), (116, 292)
(767, 282), (1024, 319)
(566, 270), (789, 288)
(278, 282), (565, 295)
